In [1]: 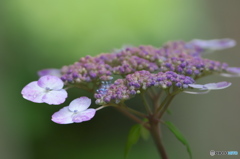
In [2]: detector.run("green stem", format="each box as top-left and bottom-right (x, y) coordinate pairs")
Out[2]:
(148, 89), (155, 99)
(156, 89), (180, 113)
(64, 85), (74, 90)
(154, 89), (164, 111)
(96, 104), (112, 111)
(158, 95), (175, 119)
(151, 87), (159, 97)
(141, 92), (152, 114)
(156, 95), (172, 113)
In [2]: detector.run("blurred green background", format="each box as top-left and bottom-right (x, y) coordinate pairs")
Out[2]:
(1, 0), (240, 159)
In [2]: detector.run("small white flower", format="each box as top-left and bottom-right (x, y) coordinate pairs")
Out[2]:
(51, 97), (96, 124)
(21, 75), (67, 105)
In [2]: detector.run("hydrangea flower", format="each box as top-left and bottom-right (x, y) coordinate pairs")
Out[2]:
(51, 97), (96, 124)
(21, 38), (240, 159)
(21, 75), (67, 105)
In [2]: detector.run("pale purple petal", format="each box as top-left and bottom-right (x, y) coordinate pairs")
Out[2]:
(190, 39), (236, 50)
(226, 67), (240, 74)
(68, 97), (91, 112)
(189, 82), (231, 90)
(37, 75), (64, 90)
(21, 81), (45, 103)
(221, 67), (240, 77)
(51, 107), (73, 124)
(204, 82), (231, 90)
(42, 89), (67, 105)
(38, 69), (61, 77)
(72, 109), (96, 123)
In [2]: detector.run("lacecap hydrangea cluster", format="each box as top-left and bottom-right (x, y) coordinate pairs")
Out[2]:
(21, 39), (240, 124)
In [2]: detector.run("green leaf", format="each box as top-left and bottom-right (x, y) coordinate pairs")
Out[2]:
(163, 121), (192, 159)
(140, 124), (150, 140)
(124, 124), (141, 159)
(166, 109), (172, 115)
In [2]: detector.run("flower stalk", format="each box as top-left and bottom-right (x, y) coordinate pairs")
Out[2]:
(148, 115), (168, 159)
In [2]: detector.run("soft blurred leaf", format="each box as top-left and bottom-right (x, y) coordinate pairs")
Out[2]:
(164, 121), (192, 159)
(166, 109), (172, 115)
(140, 124), (150, 140)
(124, 124), (141, 159)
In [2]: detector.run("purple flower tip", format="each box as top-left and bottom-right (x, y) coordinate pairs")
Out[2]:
(21, 75), (67, 105)
(190, 39), (236, 51)
(38, 69), (61, 77)
(51, 97), (96, 124)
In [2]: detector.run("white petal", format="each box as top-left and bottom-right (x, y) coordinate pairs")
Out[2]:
(42, 89), (67, 105)
(68, 97), (91, 112)
(72, 109), (96, 123)
(51, 106), (73, 124)
(21, 81), (45, 103)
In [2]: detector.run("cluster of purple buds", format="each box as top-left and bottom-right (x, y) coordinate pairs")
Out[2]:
(21, 38), (240, 124)
(61, 55), (113, 83)
(95, 70), (196, 105)
(60, 39), (235, 86)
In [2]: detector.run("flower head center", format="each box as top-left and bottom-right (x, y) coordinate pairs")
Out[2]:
(45, 87), (52, 92)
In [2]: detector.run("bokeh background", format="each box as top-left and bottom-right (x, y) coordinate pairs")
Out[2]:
(1, 0), (240, 159)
